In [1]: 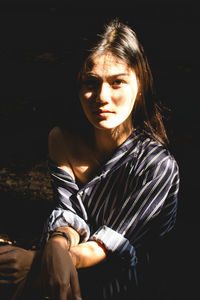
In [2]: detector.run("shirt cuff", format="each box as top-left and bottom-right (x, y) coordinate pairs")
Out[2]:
(44, 208), (90, 243)
(89, 225), (137, 266)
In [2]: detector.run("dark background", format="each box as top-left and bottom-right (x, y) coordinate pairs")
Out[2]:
(0, 1), (199, 299)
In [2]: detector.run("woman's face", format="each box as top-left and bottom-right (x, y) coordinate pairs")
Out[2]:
(79, 52), (138, 132)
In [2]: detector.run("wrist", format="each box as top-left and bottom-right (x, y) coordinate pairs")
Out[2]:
(48, 230), (71, 250)
(69, 247), (80, 268)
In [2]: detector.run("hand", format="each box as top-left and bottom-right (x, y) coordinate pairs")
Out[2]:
(41, 237), (81, 300)
(0, 245), (36, 285)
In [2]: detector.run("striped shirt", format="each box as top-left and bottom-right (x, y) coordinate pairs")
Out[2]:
(43, 128), (179, 299)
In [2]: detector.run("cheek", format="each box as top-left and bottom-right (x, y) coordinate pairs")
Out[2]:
(113, 88), (136, 107)
(84, 91), (93, 99)
(80, 99), (89, 113)
(80, 90), (93, 101)
(79, 96), (93, 119)
(79, 91), (92, 110)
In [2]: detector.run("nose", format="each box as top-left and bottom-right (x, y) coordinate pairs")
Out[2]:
(96, 82), (110, 104)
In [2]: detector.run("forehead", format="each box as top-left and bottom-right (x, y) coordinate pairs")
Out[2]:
(87, 53), (131, 76)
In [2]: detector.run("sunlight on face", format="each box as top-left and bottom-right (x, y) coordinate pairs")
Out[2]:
(79, 52), (138, 132)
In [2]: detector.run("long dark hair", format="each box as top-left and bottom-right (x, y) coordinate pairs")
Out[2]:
(77, 19), (168, 145)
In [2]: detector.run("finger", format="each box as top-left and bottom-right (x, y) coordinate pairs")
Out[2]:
(0, 271), (12, 278)
(0, 279), (13, 285)
(67, 286), (72, 299)
(0, 253), (14, 264)
(69, 270), (82, 300)
(66, 286), (74, 300)
(41, 280), (51, 299)
(41, 277), (57, 300)
(0, 245), (14, 254)
(40, 266), (49, 296)
(12, 279), (26, 300)
(0, 272), (17, 281)
(0, 264), (16, 272)
(58, 287), (68, 300)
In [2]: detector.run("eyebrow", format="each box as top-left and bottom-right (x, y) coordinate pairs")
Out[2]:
(85, 72), (129, 78)
(109, 73), (129, 77)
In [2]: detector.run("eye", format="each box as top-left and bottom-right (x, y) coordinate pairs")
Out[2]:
(112, 79), (124, 87)
(81, 77), (100, 90)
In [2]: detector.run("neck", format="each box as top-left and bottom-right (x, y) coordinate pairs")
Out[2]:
(93, 124), (134, 160)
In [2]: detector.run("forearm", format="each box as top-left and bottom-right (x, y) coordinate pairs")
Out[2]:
(69, 241), (107, 269)
(53, 226), (80, 247)
(49, 227), (106, 269)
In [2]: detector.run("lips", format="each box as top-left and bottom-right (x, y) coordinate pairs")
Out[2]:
(93, 108), (113, 114)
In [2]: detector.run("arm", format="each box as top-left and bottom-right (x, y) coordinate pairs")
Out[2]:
(87, 154), (180, 265)
(48, 126), (75, 181)
(45, 129), (179, 294)
(41, 234), (81, 300)
(41, 226), (106, 300)
(49, 226), (107, 268)
(44, 127), (90, 242)
(69, 241), (107, 269)
(0, 246), (37, 285)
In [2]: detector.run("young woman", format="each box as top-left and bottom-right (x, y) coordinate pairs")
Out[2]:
(0, 19), (179, 300)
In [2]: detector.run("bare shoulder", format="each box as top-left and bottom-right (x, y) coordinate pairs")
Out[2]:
(48, 126), (62, 143)
(48, 126), (74, 164)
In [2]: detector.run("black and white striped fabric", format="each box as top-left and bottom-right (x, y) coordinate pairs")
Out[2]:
(43, 128), (180, 299)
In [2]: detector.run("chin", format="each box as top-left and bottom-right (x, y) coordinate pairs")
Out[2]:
(93, 121), (121, 130)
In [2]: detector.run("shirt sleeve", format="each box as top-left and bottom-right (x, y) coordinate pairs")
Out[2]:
(89, 154), (179, 262)
(42, 159), (90, 243)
